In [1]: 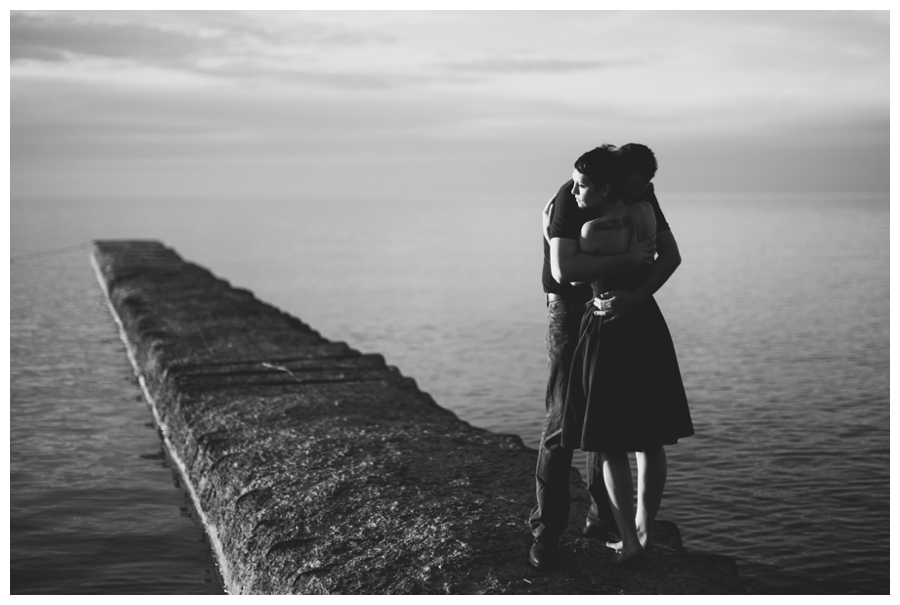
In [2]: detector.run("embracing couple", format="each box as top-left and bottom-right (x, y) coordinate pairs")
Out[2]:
(529, 143), (694, 569)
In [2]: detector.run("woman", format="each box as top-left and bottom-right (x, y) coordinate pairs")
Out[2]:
(560, 148), (694, 565)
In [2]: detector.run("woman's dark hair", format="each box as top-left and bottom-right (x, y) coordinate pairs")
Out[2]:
(574, 144), (622, 195)
(618, 143), (658, 181)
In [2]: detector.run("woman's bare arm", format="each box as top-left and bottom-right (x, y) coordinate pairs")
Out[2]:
(550, 233), (655, 283)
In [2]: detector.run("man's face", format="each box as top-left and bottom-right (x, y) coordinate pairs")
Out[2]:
(622, 170), (650, 200)
(571, 169), (601, 208)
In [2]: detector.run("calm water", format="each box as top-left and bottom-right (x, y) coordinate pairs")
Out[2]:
(10, 251), (223, 594)
(10, 192), (889, 594)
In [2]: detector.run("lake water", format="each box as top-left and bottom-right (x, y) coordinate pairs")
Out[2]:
(9, 192), (890, 594)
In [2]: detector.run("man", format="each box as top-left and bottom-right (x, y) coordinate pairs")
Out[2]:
(528, 143), (682, 570)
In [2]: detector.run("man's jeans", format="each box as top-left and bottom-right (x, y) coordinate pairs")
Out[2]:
(529, 298), (614, 538)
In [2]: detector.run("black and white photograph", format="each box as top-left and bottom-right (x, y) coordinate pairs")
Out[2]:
(8, 7), (891, 595)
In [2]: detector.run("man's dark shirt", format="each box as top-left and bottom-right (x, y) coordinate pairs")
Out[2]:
(541, 181), (670, 300)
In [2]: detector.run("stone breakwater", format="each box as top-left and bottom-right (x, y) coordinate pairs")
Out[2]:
(91, 240), (750, 595)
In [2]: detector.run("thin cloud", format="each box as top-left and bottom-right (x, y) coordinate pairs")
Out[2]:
(201, 61), (426, 91)
(10, 10), (398, 81)
(443, 56), (633, 75)
(10, 12), (209, 64)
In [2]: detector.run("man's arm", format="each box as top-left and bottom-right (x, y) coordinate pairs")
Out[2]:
(632, 229), (681, 300)
(593, 229), (681, 317)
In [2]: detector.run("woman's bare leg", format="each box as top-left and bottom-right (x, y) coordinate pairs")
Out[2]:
(635, 446), (667, 550)
(601, 451), (643, 564)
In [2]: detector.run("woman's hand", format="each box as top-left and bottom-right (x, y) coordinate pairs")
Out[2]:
(628, 229), (657, 264)
(541, 195), (555, 243)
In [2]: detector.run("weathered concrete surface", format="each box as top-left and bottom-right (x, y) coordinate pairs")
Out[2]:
(92, 239), (750, 595)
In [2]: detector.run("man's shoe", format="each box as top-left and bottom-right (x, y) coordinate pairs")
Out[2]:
(528, 535), (559, 570)
(583, 519), (619, 542)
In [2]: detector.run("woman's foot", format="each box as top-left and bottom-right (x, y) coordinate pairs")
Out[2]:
(610, 541), (644, 566)
(636, 529), (653, 552)
(605, 538), (652, 552)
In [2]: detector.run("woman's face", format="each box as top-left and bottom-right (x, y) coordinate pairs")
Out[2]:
(571, 169), (601, 208)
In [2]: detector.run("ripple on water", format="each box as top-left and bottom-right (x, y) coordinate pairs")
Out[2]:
(11, 255), (222, 594)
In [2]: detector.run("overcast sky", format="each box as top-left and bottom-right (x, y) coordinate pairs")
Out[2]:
(10, 10), (890, 201)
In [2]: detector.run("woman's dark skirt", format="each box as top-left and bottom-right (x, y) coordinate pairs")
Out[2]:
(561, 296), (694, 452)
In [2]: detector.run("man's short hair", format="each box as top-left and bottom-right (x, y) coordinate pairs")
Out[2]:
(574, 144), (620, 191)
(618, 143), (658, 181)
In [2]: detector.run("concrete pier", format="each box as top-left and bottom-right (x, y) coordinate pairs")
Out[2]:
(92, 240), (749, 595)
